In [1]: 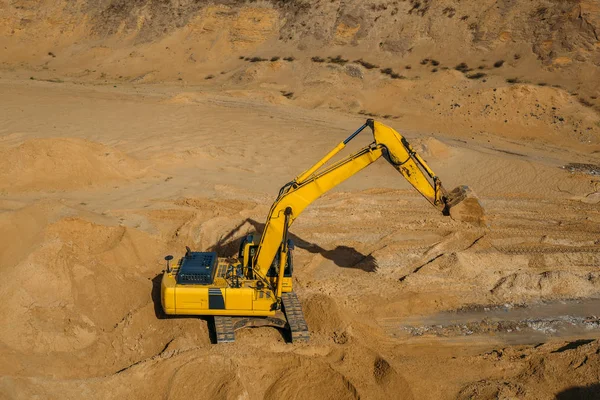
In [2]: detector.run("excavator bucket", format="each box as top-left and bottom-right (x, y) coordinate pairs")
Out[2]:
(444, 185), (487, 227)
(370, 120), (486, 227)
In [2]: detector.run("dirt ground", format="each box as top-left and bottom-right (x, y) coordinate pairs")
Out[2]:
(1, 1), (600, 399)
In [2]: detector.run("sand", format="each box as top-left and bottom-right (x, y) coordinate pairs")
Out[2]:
(1, 1), (600, 399)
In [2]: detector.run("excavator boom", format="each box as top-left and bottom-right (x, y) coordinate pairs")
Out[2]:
(252, 119), (484, 278)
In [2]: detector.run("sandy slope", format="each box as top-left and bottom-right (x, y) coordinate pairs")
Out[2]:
(0, 78), (599, 399)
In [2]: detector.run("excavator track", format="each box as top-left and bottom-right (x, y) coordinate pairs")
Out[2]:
(214, 316), (235, 343)
(281, 292), (310, 343)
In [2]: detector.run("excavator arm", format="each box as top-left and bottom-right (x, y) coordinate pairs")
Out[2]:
(252, 119), (480, 284)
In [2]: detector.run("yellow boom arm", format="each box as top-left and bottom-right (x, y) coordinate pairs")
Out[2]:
(252, 119), (449, 279)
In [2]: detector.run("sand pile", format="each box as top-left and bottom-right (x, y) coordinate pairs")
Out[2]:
(302, 294), (349, 338)
(411, 137), (452, 160)
(0, 211), (192, 378)
(0, 217), (150, 345)
(264, 361), (359, 400)
(491, 271), (600, 301)
(458, 340), (600, 399)
(0, 138), (150, 191)
(161, 355), (250, 400)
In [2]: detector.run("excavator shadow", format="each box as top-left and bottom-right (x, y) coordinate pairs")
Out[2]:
(207, 218), (378, 273)
(555, 383), (600, 400)
(151, 274), (164, 319)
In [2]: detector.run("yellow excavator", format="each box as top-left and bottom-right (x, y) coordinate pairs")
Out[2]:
(161, 119), (484, 343)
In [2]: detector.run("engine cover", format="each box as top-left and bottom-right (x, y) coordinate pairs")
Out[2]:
(176, 251), (217, 285)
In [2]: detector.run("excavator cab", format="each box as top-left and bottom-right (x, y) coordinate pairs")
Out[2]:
(266, 240), (294, 278)
(237, 235), (293, 278)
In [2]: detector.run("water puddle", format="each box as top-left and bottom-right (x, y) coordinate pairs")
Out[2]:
(562, 163), (600, 176)
(379, 298), (600, 344)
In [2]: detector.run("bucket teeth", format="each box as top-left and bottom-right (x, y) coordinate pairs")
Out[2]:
(214, 316), (235, 343)
(281, 292), (310, 343)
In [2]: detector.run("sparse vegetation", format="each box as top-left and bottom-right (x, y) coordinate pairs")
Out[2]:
(270, 56), (280, 62)
(354, 59), (379, 69)
(478, 65), (486, 70)
(370, 3), (388, 11)
(455, 63), (469, 72)
(493, 60), (505, 68)
(537, 82), (547, 86)
(409, 0), (429, 16)
(249, 57), (268, 62)
(467, 72), (486, 79)
(205, 74), (214, 80)
(48, 52), (56, 57)
(579, 98), (593, 107)
(506, 78), (520, 84)
(239, 56), (244, 59)
(460, 15), (469, 21)
(380, 67), (404, 79)
(281, 91), (294, 99)
(405, 65), (412, 70)
(420, 59), (440, 67)
(431, 68), (438, 73)
(283, 56), (295, 62)
(442, 7), (456, 17)
(514, 54), (521, 60)
(328, 55), (348, 65)
(311, 56), (325, 63)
